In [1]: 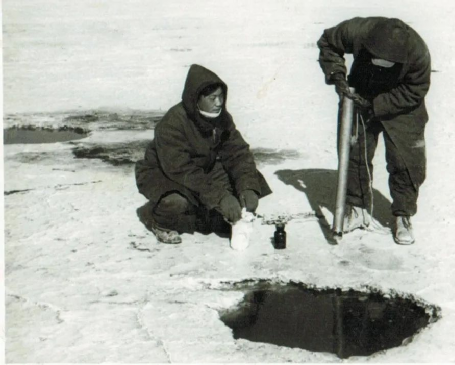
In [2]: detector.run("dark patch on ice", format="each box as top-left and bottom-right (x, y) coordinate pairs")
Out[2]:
(219, 281), (440, 359)
(276, 168), (393, 244)
(72, 142), (299, 167)
(4, 189), (34, 195)
(63, 110), (163, 130)
(4, 109), (164, 132)
(4, 127), (88, 144)
(8, 151), (58, 164)
(54, 180), (102, 189)
(170, 48), (192, 52)
(52, 168), (76, 172)
(129, 241), (153, 252)
(5, 181), (102, 196)
(431, 70), (440, 73)
(72, 140), (150, 166)
(5, 124), (87, 134)
(63, 114), (99, 123)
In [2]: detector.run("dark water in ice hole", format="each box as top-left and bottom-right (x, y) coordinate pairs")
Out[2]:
(4, 128), (88, 144)
(219, 284), (436, 359)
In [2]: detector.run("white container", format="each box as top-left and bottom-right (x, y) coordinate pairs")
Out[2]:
(230, 208), (255, 251)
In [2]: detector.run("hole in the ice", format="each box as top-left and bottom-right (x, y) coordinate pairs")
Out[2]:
(4, 127), (88, 144)
(219, 282), (439, 359)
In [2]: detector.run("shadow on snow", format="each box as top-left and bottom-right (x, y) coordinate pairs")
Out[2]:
(275, 168), (393, 244)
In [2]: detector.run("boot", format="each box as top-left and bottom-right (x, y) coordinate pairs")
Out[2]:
(394, 216), (415, 245)
(150, 225), (182, 244)
(137, 205), (182, 244)
(343, 204), (370, 233)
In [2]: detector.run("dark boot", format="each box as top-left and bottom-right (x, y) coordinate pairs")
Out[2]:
(136, 203), (182, 244)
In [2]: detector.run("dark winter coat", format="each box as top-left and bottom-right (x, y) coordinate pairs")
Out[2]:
(135, 64), (272, 210)
(317, 17), (431, 188)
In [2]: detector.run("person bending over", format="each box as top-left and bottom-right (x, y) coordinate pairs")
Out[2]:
(317, 17), (431, 245)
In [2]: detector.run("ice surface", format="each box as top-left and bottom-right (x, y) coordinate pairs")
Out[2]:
(3, 0), (455, 363)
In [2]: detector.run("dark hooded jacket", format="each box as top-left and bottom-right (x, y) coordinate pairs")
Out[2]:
(317, 17), (431, 188)
(135, 64), (272, 210)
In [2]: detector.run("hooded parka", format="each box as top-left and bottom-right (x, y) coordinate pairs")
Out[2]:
(135, 64), (272, 223)
(317, 17), (431, 213)
(317, 17), (431, 189)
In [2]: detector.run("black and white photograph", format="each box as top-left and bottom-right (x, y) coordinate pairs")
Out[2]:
(2, 0), (454, 362)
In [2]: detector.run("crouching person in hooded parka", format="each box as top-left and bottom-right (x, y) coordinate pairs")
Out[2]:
(135, 64), (272, 244)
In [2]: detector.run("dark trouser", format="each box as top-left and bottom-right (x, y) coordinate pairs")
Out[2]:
(152, 192), (199, 232)
(346, 120), (418, 216)
(152, 162), (233, 233)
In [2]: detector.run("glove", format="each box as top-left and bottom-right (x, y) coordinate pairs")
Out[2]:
(239, 190), (259, 213)
(346, 93), (375, 122)
(347, 93), (372, 110)
(219, 195), (242, 223)
(331, 73), (350, 98)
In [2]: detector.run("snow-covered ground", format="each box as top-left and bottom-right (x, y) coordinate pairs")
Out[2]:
(3, 0), (455, 362)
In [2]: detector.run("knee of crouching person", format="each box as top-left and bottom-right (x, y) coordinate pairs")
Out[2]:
(157, 192), (190, 214)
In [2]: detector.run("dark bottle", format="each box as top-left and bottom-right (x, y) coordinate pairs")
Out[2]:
(274, 223), (286, 249)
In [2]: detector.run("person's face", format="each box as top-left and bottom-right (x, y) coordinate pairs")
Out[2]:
(198, 87), (224, 113)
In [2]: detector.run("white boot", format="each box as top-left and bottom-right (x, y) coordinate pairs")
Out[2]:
(394, 216), (415, 245)
(343, 204), (370, 233)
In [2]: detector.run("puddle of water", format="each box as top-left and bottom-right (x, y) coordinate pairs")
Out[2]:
(219, 283), (438, 359)
(4, 128), (88, 144)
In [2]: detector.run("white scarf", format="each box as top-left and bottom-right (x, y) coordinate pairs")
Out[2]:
(198, 108), (222, 118)
(371, 58), (395, 68)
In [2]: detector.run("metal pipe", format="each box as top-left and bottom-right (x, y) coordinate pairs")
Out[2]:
(332, 89), (355, 239)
